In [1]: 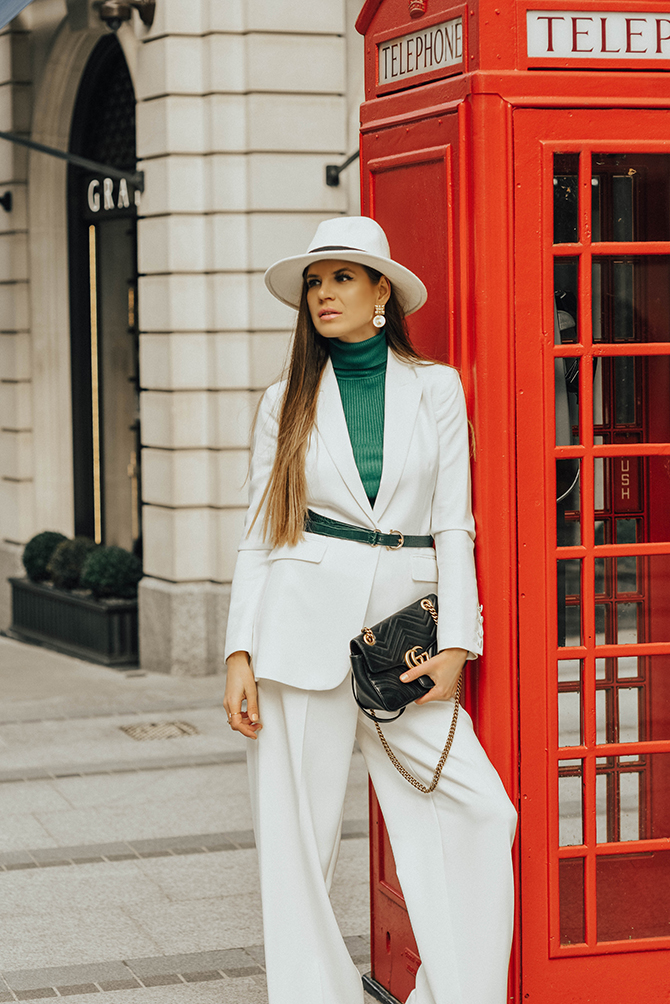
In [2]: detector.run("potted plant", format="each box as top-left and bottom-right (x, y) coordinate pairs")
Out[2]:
(9, 534), (141, 666)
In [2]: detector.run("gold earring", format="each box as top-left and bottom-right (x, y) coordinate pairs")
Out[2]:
(373, 304), (386, 328)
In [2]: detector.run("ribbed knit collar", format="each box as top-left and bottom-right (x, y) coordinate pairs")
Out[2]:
(328, 331), (388, 378)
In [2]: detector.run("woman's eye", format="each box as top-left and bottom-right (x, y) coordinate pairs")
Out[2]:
(306, 278), (320, 288)
(336, 273), (354, 282)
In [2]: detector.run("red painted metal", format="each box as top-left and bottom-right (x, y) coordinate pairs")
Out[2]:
(358, 1), (670, 1002)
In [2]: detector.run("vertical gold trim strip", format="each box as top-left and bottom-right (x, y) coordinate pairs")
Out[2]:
(89, 224), (102, 545)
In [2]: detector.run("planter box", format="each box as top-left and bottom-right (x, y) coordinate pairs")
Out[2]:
(9, 577), (138, 666)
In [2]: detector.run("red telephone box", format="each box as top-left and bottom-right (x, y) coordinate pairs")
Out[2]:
(357, 2), (670, 1001)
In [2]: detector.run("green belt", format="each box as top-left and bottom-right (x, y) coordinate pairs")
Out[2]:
(305, 510), (434, 550)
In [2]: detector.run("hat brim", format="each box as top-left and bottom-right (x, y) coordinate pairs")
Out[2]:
(264, 250), (428, 316)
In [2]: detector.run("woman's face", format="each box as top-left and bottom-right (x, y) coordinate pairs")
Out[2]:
(305, 259), (390, 343)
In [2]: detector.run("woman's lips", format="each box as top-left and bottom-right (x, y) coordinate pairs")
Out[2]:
(319, 311), (341, 319)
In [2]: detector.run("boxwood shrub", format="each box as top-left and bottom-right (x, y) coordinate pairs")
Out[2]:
(81, 545), (142, 599)
(22, 531), (68, 582)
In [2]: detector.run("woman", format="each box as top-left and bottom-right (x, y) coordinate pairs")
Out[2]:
(223, 217), (516, 1004)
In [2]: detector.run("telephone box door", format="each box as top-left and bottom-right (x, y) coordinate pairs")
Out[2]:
(516, 109), (670, 1001)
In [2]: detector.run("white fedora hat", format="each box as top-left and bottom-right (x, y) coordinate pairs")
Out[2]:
(264, 216), (428, 315)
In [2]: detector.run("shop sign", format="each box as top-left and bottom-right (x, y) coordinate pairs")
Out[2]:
(378, 16), (463, 85)
(527, 9), (670, 59)
(84, 176), (140, 220)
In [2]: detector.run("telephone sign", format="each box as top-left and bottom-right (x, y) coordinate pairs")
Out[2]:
(377, 16), (463, 85)
(527, 10), (670, 60)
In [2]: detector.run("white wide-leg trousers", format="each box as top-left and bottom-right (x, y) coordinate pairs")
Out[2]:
(247, 675), (517, 1004)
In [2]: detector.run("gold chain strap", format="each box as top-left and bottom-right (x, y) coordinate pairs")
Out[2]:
(371, 597), (462, 794)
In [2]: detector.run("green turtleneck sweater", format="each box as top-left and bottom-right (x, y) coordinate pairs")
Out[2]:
(329, 332), (387, 507)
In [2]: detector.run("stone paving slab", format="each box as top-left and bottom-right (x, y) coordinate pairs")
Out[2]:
(0, 752), (245, 786)
(0, 708), (242, 775)
(4, 963), (132, 992)
(0, 637), (227, 726)
(124, 949), (260, 978)
(0, 940), (375, 1000)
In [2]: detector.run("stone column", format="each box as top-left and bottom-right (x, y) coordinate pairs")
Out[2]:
(0, 24), (32, 627)
(136, 0), (351, 674)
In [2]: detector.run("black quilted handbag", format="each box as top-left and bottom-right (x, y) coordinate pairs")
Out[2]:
(350, 595), (462, 793)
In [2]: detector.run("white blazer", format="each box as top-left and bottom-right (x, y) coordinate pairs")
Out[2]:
(224, 350), (483, 691)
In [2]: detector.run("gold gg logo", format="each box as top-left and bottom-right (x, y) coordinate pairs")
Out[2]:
(404, 646), (430, 669)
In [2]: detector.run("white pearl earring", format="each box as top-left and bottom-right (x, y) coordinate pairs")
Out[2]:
(373, 304), (386, 328)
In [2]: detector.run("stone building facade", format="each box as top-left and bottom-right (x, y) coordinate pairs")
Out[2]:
(0, 0), (363, 673)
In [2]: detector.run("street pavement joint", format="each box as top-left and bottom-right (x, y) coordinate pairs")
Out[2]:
(0, 939), (371, 1000)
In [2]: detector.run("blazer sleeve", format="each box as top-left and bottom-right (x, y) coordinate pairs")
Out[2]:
(429, 368), (483, 658)
(223, 383), (281, 661)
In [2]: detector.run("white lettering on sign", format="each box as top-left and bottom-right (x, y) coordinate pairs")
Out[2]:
(117, 178), (130, 209)
(88, 179), (100, 212)
(527, 10), (670, 59)
(378, 17), (463, 85)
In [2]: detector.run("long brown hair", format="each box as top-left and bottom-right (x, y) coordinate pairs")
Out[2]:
(252, 266), (431, 548)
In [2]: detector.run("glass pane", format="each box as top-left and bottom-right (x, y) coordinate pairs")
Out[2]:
(597, 754), (670, 844)
(592, 258), (670, 342)
(594, 556), (670, 645)
(556, 459), (580, 546)
(596, 773), (608, 843)
(618, 602), (640, 644)
(558, 658), (581, 682)
(555, 358), (579, 446)
(593, 357), (642, 435)
(596, 689), (608, 745)
(617, 654), (639, 678)
(558, 558), (581, 647)
(559, 857), (585, 945)
(616, 518), (638, 544)
(617, 555), (637, 593)
(559, 690), (581, 747)
(597, 850), (670, 942)
(554, 260), (578, 341)
(618, 687), (640, 744)
(559, 761), (584, 846)
(612, 174), (634, 242)
(594, 456), (605, 511)
(592, 153), (670, 242)
(554, 153), (579, 243)
(593, 656), (670, 744)
(613, 261), (634, 341)
(592, 259), (602, 339)
(620, 771), (640, 841)
(592, 175), (601, 242)
(614, 357), (636, 422)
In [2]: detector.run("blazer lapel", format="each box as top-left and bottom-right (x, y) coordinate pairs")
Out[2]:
(315, 359), (374, 522)
(372, 352), (422, 524)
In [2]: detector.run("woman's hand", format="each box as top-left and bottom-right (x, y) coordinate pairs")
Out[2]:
(400, 647), (467, 704)
(223, 651), (262, 739)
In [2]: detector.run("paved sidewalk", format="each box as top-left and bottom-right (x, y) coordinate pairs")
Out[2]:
(0, 637), (374, 1004)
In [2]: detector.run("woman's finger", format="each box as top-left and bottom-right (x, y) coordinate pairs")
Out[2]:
(399, 662), (434, 684)
(229, 709), (260, 740)
(245, 688), (262, 730)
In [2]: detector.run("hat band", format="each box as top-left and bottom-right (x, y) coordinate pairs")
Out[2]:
(308, 244), (368, 254)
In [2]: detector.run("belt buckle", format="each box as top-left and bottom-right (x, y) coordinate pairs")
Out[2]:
(387, 530), (404, 550)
